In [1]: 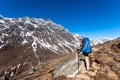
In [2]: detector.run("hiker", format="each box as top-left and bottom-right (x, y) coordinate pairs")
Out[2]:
(77, 37), (92, 71)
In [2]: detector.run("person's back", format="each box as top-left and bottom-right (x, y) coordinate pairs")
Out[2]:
(80, 37), (92, 70)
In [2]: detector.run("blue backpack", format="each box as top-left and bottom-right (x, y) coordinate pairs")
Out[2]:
(81, 38), (92, 53)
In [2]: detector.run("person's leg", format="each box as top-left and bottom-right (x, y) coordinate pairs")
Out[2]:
(83, 52), (89, 71)
(85, 56), (89, 70)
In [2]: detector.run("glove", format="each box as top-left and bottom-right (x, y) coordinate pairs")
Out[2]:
(76, 48), (80, 53)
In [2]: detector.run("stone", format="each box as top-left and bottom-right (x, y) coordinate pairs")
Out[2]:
(75, 74), (90, 80)
(10, 71), (14, 77)
(23, 77), (30, 80)
(88, 71), (96, 77)
(28, 69), (36, 75)
(114, 54), (120, 62)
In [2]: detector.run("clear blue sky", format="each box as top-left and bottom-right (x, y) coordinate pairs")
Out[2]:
(0, 0), (120, 39)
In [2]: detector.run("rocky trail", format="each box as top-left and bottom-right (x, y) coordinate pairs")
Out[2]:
(53, 53), (100, 80)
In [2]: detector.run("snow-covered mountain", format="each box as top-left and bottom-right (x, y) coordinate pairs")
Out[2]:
(91, 38), (112, 45)
(0, 16), (76, 53)
(0, 15), (78, 75)
(73, 33), (82, 42)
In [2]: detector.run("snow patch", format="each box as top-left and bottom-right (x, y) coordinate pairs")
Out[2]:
(21, 39), (28, 45)
(26, 32), (32, 37)
(32, 38), (40, 63)
(0, 45), (5, 49)
(32, 39), (37, 53)
(53, 44), (58, 50)
(0, 20), (5, 23)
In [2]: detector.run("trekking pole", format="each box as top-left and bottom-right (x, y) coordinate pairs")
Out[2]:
(77, 51), (79, 71)
(77, 49), (81, 71)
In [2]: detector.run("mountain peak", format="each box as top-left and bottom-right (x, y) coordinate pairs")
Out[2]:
(0, 15), (4, 19)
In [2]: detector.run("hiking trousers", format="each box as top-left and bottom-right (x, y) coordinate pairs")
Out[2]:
(85, 56), (89, 70)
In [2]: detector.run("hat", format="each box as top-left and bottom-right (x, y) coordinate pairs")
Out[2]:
(79, 36), (84, 41)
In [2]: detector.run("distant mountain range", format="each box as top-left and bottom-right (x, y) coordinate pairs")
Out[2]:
(73, 33), (112, 46)
(90, 38), (112, 45)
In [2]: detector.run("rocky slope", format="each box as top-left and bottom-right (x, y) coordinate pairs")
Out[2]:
(93, 37), (120, 80)
(0, 15), (76, 79)
(53, 37), (120, 80)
